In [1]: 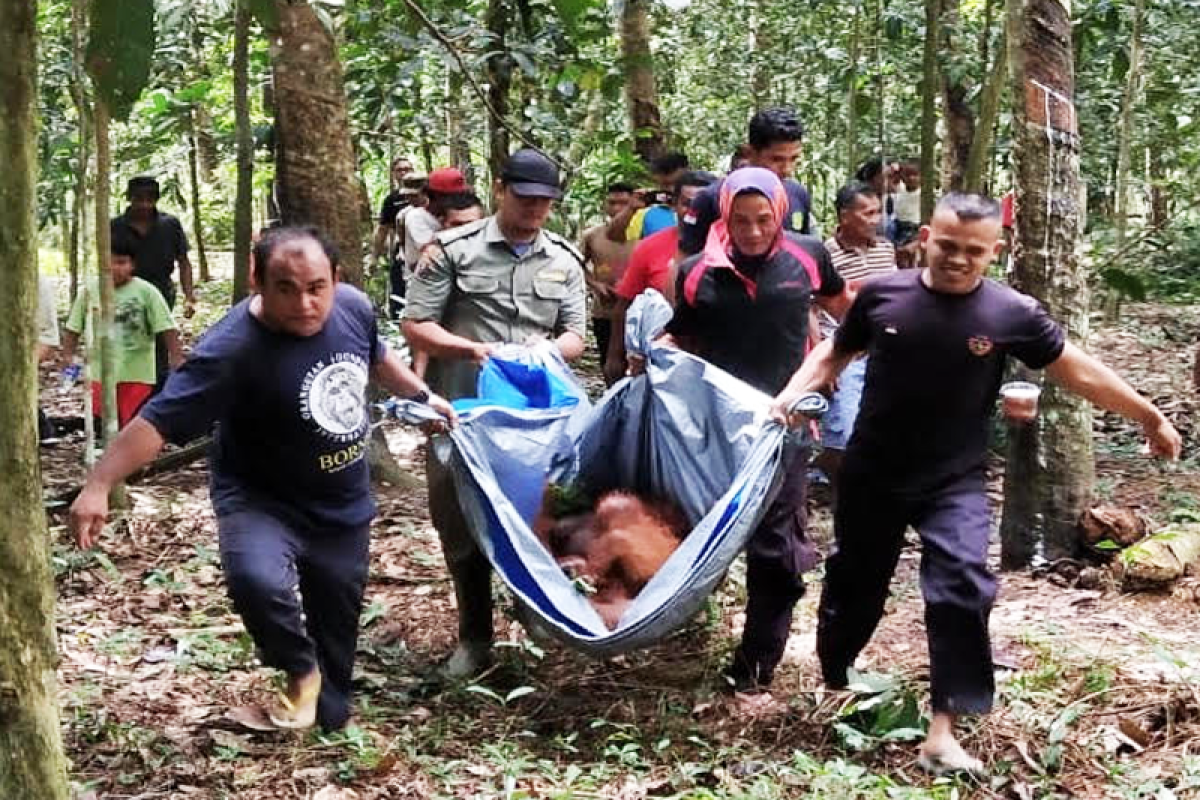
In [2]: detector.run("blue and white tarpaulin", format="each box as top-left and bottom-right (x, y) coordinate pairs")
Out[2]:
(393, 291), (812, 656)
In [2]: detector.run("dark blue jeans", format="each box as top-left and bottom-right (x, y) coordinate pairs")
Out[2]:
(818, 469), (996, 715)
(218, 509), (370, 730)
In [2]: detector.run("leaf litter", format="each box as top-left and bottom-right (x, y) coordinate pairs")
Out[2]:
(43, 302), (1200, 798)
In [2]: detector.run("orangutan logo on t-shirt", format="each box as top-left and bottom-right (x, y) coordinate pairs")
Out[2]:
(299, 353), (369, 443)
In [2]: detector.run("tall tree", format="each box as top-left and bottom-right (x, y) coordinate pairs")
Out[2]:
(93, 98), (120, 454)
(69, 0), (90, 304)
(1114, 0), (1145, 247)
(187, 108), (211, 283)
(963, 28), (1008, 193)
(0, 2), (72, 797)
(846, 3), (862, 175)
(86, 0), (155, 467)
(919, 0), (940, 220)
(621, 0), (665, 163)
(231, 0), (253, 304)
(1000, 0), (1093, 565)
(484, 0), (513, 178)
(939, 0), (975, 191)
(446, 68), (473, 181)
(266, 0), (365, 283)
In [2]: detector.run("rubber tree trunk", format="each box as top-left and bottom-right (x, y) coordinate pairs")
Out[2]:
(0, 4), (72, 796)
(621, 0), (665, 164)
(919, 0), (940, 221)
(963, 29), (1008, 193)
(232, 0), (253, 304)
(1000, 0), (1093, 566)
(939, 1), (974, 191)
(266, 0), (365, 284)
(187, 110), (211, 283)
(1114, 0), (1144, 247)
(485, 0), (513, 180)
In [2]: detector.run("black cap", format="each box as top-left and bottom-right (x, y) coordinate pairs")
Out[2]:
(127, 175), (160, 197)
(500, 148), (562, 199)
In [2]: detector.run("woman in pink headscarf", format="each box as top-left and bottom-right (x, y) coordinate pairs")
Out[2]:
(663, 166), (854, 695)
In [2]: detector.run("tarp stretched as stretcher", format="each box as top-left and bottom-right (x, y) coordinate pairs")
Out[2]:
(398, 291), (810, 657)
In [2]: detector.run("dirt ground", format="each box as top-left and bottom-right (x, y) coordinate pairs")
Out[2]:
(40, 300), (1200, 799)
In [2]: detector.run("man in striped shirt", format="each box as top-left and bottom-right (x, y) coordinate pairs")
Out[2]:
(814, 181), (897, 486)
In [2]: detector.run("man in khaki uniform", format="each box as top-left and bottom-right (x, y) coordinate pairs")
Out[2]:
(403, 148), (587, 678)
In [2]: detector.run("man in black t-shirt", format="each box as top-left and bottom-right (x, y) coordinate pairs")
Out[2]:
(69, 227), (455, 733)
(771, 193), (1181, 774)
(110, 176), (194, 311)
(372, 156), (415, 262)
(111, 176), (194, 391)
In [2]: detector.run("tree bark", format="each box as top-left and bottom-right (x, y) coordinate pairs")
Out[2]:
(621, 0), (665, 164)
(232, 0), (254, 304)
(939, 1), (975, 192)
(1148, 145), (1168, 229)
(69, 0), (90, 305)
(266, 0), (365, 284)
(964, 29), (1008, 193)
(485, 0), (513, 179)
(187, 110), (211, 283)
(1001, 0), (1093, 565)
(919, 0), (940, 221)
(1114, 0), (1145, 247)
(0, 4), (72, 797)
(190, 9), (216, 182)
(94, 99), (126, 506)
(446, 68), (473, 184)
(846, 5), (861, 175)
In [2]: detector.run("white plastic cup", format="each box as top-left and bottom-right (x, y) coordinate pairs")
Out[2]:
(1000, 381), (1041, 424)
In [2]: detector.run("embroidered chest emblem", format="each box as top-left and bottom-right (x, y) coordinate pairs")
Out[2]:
(967, 335), (994, 356)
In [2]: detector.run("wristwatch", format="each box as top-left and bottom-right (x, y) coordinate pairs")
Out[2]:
(407, 389), (431, 404)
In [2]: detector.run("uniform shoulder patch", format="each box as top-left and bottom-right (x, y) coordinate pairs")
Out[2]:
(437, 218), (489, 249)
(543, 230), (586, 268)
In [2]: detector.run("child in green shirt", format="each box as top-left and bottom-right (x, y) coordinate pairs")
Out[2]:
(62, 233), (183, 428)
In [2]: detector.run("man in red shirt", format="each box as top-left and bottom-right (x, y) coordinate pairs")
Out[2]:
(602, 170), (716, 384)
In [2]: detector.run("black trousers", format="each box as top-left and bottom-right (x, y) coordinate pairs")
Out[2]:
(388, 259), (407, 320)
(592, 318), (613, 362)
(729, 445), (818, 688)
(817, 469), (996, 715)
(153, 284), (176, 394)
(218, 509), (370, 730)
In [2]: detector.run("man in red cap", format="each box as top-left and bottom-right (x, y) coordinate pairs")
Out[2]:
(404, 167), (471, 279)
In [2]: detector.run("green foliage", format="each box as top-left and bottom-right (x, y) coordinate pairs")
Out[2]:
(85, 0), (156, 120)
(833, 670), (927, 752)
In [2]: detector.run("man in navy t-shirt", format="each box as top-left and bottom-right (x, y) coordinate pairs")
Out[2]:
(69, 227), (455, 732)
(770, 194), (1181, 774)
